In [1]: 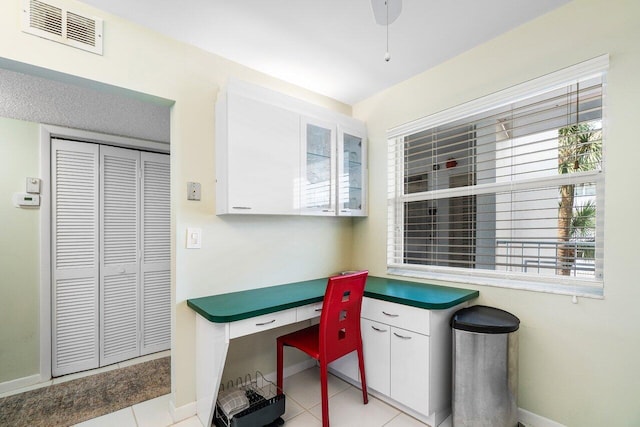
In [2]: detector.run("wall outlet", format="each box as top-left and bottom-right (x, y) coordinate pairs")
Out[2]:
(187, 182), (201, 201)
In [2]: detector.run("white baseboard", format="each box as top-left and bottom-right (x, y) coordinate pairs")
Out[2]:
(0, 374), (45, 396)
(519, 408), (567, 427)
(170, 396), (197, 424)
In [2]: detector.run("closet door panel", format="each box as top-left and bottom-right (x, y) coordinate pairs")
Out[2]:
(51, 139), (100, 376)
(140, 152), (171, 354)
(100, 146), (141, 365)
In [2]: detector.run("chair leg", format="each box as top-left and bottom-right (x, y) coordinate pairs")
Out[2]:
(320, 361), (330, 427)
(357, 348), (369, 404)
(277, 338), (284, 392)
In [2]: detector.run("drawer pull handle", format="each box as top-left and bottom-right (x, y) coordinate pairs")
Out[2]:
(371, 326), (388, 333)
(382, 311), (399, 317)
(315, 308), (323, 312)
(232, 206), (252, 210)
(256, 319), (276, 326)
(393, 332), (412, 340)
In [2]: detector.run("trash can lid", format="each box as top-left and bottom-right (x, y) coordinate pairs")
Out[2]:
(451, 305), (520, 334)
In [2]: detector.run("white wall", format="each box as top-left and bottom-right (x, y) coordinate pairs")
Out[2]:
(353, 0), (640, 425)
(0, 0), (355, 411)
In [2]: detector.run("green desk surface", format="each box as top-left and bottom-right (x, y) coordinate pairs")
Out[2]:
(187, 276), (479, 323)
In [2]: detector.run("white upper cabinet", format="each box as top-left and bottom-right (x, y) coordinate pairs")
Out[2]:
(216, 80), (367, 216)
(301, 116), (337, 215)
(337, 126), (367, 216)
(216, 90), (301, 215)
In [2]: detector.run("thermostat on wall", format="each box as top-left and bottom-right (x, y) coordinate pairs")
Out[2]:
(13, 192), (40, 207)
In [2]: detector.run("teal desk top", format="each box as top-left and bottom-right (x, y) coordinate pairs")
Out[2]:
(187, 276), (479, 323)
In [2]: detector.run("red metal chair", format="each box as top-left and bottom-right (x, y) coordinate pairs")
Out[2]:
(276, 271), (369, 427)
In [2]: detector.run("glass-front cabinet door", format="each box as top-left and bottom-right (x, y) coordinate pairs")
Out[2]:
(301, 117), (336, 215)
(338, 126), (367, 216)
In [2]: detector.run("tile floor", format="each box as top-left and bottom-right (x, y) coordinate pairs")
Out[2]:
(74, 366), (452, 427)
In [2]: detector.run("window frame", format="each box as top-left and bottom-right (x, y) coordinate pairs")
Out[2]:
(387, 55), (608, 298)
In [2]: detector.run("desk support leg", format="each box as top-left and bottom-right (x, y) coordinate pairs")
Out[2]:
(195, 316), (229, 427)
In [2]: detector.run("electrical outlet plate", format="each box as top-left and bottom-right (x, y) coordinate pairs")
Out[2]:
(187, 182), (201, 201)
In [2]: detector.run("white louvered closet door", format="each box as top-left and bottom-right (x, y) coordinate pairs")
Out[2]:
(51, 139), (100, 376)
(100, 146), (141, 366)
(140, 152), (171, 354)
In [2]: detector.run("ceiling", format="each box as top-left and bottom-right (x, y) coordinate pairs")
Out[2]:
(79, 0), (570, 105)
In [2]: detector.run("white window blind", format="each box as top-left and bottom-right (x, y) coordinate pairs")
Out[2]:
(387, 56), (607, 295)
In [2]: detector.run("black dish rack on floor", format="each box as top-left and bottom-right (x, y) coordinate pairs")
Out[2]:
(213, 372), (285, 427)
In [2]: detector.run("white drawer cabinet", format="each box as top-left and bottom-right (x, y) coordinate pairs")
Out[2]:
(296, 302), (323, 322)
(229, 309), (296, 339)
(362, 297), (430, 335)
(329, 297), (467, 427)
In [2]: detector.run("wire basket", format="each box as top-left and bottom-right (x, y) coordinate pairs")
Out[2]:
(214, 371), (285, 427)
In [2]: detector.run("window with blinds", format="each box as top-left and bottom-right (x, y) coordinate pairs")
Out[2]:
(387, 56), (607, 295)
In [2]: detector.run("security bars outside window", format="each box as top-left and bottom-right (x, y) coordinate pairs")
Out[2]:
(387, 56), (607, 295)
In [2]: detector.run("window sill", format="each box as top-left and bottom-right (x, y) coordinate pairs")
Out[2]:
(387, 266), (604, 299)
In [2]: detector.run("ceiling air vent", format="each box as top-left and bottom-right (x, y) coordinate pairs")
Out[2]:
(22, 0), (103, 55)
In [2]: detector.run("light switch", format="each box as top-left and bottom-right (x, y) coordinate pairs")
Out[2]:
(186, 227), (202, 249)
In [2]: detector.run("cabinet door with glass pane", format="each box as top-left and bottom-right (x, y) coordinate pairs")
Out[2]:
(301, 117), (336, 215)
(337, 126), (367, 216)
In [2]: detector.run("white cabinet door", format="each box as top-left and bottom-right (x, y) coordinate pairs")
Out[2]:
(337, 126), (367, 217)
(100, 146), (141, 366)
(140, 152), (171, 355)
(361, 318), (391, 395)
(51, 139), (100, 376)
(390, 327), (430, 416)
(301, 116), (336, 215)
(221, 93), (300, 214)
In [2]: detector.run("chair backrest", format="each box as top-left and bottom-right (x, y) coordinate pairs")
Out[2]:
(318, 270), (368, 363)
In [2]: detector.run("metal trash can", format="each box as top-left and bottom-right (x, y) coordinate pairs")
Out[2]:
(451, 305), (520, 427)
